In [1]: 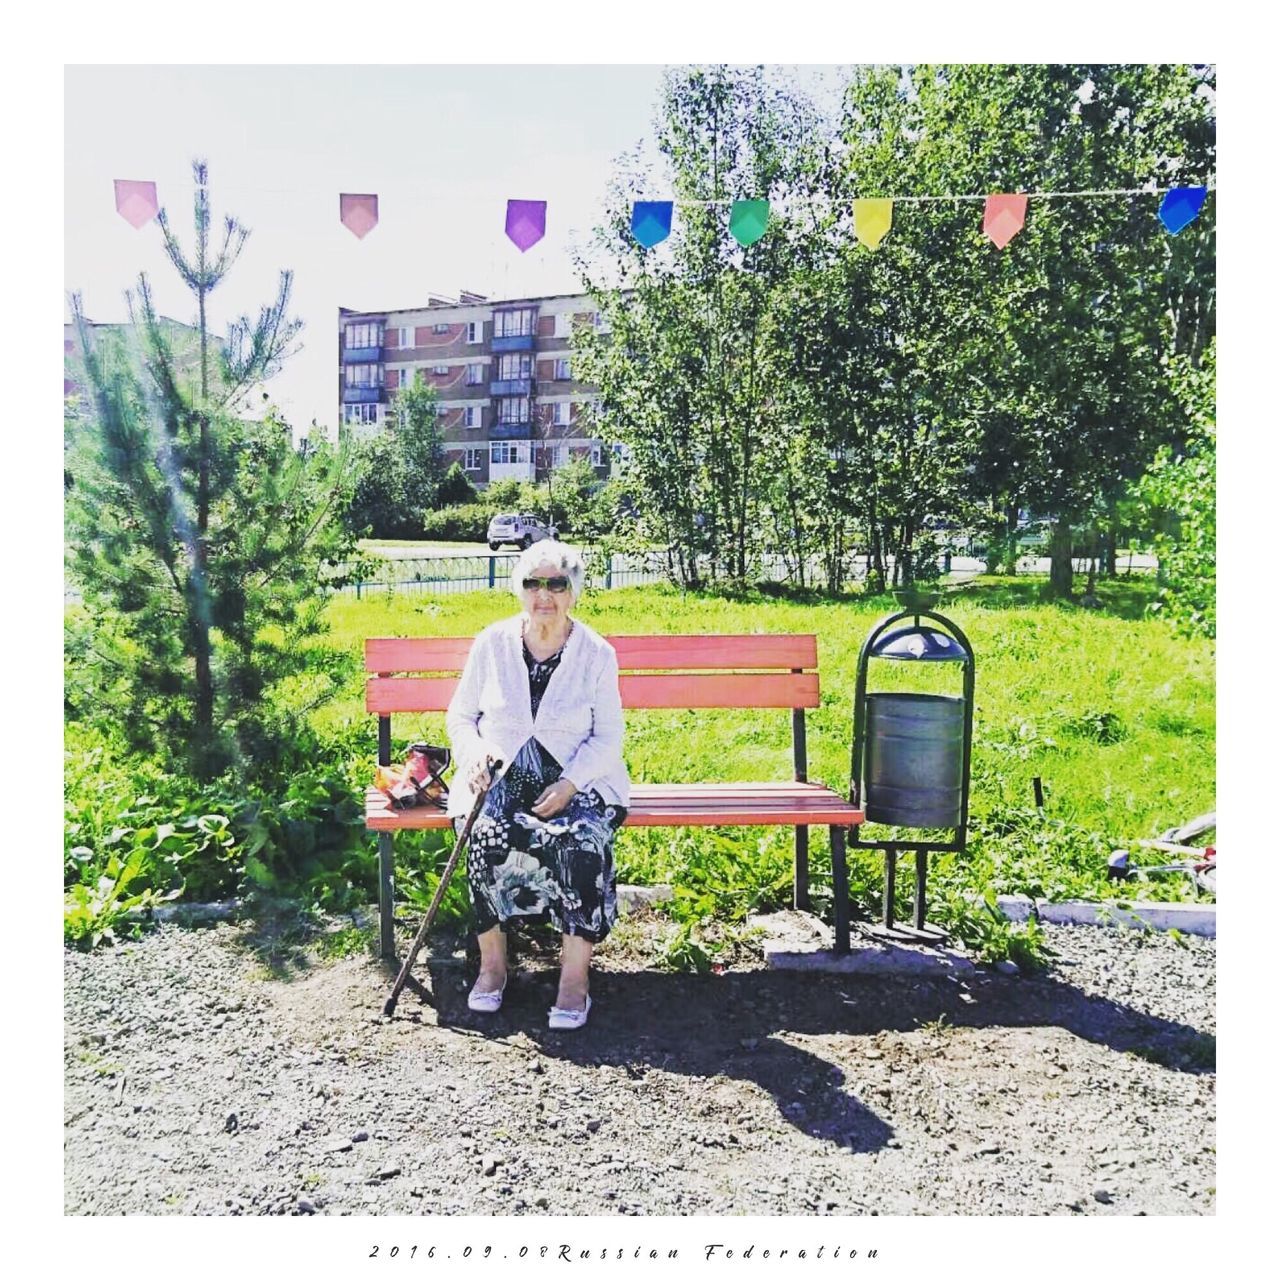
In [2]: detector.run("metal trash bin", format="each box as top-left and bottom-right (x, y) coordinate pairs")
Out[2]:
(850, 592), (976, 942)
(863, 692), (965, 828)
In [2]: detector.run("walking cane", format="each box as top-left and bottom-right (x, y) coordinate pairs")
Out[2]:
(382, 758), (502, 1017)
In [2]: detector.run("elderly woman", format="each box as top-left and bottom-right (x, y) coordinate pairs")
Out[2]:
(445, 540), (629, 1030)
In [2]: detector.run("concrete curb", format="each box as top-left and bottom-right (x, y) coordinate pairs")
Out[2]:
(996, 894), (1215, 938)
(120, 886), (1214, 944)
(617, 884), (674, 913)
(764, 939), (977, 977)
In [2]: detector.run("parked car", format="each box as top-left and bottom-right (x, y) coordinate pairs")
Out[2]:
(486, 512), (559, 551)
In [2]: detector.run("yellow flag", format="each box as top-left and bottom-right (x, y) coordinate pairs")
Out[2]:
(854, 199), (893, 250)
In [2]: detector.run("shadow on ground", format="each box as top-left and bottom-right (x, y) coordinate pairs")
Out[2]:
(375, 950), (1214, 1156)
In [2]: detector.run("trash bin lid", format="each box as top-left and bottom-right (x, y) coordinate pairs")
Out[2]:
(869, 625), (970, 662)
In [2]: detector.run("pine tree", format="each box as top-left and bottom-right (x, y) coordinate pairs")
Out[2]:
(66, 160), (361, 780)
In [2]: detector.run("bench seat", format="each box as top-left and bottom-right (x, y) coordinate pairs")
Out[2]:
(366, 780), (864, 831)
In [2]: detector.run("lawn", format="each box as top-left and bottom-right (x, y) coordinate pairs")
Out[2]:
(314, 575), (1215, 924)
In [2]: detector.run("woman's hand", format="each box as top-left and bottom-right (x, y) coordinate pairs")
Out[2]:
(531, 778), (577, 819)
(466, 752), (501, 795)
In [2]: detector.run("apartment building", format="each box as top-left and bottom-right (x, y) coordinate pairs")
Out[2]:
(338, 290), (614, 486)
(64, 316), (208, 402)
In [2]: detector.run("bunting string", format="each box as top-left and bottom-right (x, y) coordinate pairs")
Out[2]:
(111, 176), (1215, 255)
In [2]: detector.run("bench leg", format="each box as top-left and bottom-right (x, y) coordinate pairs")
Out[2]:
(914, 847), (928, 931)
(378, 832), (396, 961)
(882, 846), (897, 928)
(830, 825), (850, 955)
(793, 825), (810, 911)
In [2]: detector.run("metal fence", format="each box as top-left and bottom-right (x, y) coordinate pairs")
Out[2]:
(325, 549), (963, 598)
(327, 551), (673, 598)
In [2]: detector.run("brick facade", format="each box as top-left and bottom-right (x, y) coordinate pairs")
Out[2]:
(339, 292), (610, 483)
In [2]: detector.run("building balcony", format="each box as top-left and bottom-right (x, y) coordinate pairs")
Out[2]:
(489, 377), (531, 397)
(343, 384), (384, 404)
(490, 420), (533, 439)
(492, 333), (534, 353)
(342, 346), (383, 363)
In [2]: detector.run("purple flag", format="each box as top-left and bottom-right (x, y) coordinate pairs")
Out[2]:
(505, 199), (547, 253)
(340, 193), (379, 239)
(114, 179), (158, 229)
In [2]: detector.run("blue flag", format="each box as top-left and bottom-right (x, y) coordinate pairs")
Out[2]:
(1158, 186), (1208, 235)
(631, 201), (673, 248)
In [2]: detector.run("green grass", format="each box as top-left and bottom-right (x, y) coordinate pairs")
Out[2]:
(310, 575), (1213, 939)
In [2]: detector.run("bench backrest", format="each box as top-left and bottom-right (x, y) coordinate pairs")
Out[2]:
(365, 634), (820, 715)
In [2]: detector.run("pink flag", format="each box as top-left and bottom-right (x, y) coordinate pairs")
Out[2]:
(505, 200), (547, 252)
(983, 194), (1028, 249)
(114, 180), (158, 229)
(340, 193), (379, 239)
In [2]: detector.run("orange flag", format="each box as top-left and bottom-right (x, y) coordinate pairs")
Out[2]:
(982, 194), (1028, 249)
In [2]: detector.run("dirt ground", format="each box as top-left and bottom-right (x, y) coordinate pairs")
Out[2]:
(64, 908), (1215, 1216)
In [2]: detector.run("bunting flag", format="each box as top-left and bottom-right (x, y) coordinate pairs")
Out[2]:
(854, 198), (893, 250)
(114, 179), (158, 229)
(631, 200), (673, 248)
(506, 199), (547, 252)
(982, 193), (1028, 249)
(340, 193), (379, 239)
(729, 199), (769, 247)
(1158, 186), (1208, 235)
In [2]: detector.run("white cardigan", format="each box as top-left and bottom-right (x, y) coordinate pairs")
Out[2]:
(444, 613), (631, 817)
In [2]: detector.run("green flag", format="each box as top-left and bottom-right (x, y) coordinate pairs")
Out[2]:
(729, 199), (769, 247)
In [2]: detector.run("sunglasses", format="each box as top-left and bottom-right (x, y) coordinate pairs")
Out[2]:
(522, 575), (571, 594)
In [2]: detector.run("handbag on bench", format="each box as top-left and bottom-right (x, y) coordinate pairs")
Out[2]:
(374, 743), (452, 811)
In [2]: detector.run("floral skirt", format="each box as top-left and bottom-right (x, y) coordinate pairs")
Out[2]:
(457, 736), (626, 943)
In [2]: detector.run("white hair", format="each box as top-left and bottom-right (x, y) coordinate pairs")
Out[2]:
(509, 539), (587, 604)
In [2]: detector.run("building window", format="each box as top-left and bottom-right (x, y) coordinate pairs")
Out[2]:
(593, 311), (611, 334)
(343, 403), (380, 425)
(436, 405), (449, 417)
(464, 406), (481, 429)
(490, 441), (529, 465)
(432, 364), (449, 376)
(554, 358), (571, 380)
(590, 444), (603, 466)
(345, 321), (382, 350)
(497, 396), (531, 425)
(398, 367), (416, 389)
(466, 364), (484, 385)
(466, 321), (483, 344)
(463, 448), (482, 471)
(433, 322), (450, 334)
(493, 308), (535, 338)
(553, 402), (571, 426)
(498, 353), (531, 380)
(550, 444), (567, 467)
(344, 363), (382, 387)
(554, 312), (572, 338)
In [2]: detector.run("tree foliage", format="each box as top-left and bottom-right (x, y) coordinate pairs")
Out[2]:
(576, 66), (826, 587)
(576, 63), (1215, 598)
(65, 160), (361, 781)
(1137, 340), (1215, 638)
(344, 376), (445, 539)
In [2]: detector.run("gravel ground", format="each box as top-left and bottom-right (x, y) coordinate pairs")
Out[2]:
(64, 910), (1215, 1216)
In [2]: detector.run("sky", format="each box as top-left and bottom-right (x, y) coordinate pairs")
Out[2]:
(64, 64), (848, 432)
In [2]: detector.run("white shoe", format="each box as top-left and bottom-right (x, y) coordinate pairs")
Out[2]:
(467, 975), (507, 1013)
(548, 995), (591, 1031)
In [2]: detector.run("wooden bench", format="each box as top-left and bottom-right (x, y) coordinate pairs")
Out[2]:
(364, 633), (864, 961)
